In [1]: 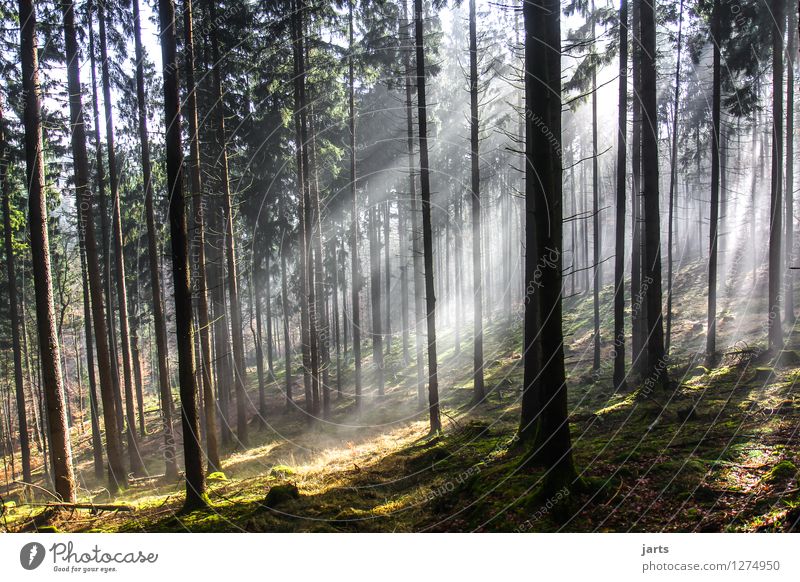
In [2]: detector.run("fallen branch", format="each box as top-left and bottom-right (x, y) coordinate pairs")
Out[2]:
(28, 503), (134, 513)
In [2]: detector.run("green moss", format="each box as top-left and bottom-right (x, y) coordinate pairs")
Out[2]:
(269, 465), (297, 478)
(207, 471), (228, 482)
(264, 483), (300, 508)
(37, 526), (60, 533)
(763, 460), (798, 484)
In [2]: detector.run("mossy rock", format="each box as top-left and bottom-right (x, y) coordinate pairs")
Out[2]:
(264, 483), (300, 508)
(689, 366), (708, 377)
(3, 501), (16, 514)
(752, 367), (773, 383)
(207, 471), (228, 482)
(762, 460), (798, 485)
(775, 350), (800, 367)
(37, 526), (60, 533)
(269, 465), (297, 478)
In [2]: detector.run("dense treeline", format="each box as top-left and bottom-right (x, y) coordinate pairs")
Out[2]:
(0, 0), (797, 519)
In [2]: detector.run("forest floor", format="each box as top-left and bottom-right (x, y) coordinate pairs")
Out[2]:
(4, 258), (800, 532)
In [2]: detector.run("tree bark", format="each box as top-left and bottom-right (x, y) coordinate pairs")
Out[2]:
(707, 0), (721, 359)
(519, 0), (577, 493)
(612, 0), (628, 391)
(64, 0), (126, 493)
(207, 0), (249, 446)
(468, 0), (484, 402)
(768, 0), (785, 352)
(0, 95), (31, 485)
(157, 0), (207, 511)
(640, 0), (668, 389)
(414, 0), (442, 433)
(98, 0), (146, 475)
(22, 0), (76, 502)
(184, 0), (220, 471)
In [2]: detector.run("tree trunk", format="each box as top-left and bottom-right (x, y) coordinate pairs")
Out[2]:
(348, 0), (363, 410)
(612, 0), (628, 391)
(64, 0), (127, 493)
(591, 0), (601, 372)
(707, 0), (721, 359)
(0, 95), (31, 486)
(369, 200), (384, 396)
(667, 0), (684, 356)
(22, 0), (76, 502)
(414, 0), (442, 433)
(132, 0), (178, 478)
(157, 0), (207, 511)
(640, 0), (667, 389)
(468, 0), (484, 402)
(785, 4), (796, 322)
(768, 0), (785, 352)
(519, 0), (576, 493)
(98, 0), (146, 476)
(208, 0), (249, 446)
(280, 239), (293, 408)
(88, 0), (123, 437)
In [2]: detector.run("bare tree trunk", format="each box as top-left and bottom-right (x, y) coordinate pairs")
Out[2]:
(591, 0), (601, 372)
(98, 0), (146, 476)
(348, 0), (363, 410)
(157, 0), (207, 511)
(667, 0), (684, 356)
(64, 0), (127, 493)
(22, 0), (75, 502)
(519, 0), (576, 494)
(768, 0), (785, 352)
(280, 239), (293, 408)
(132, 0), (178, 478)
(613, 0), (628, 391)
(208, 0), (248, 446)
(88, 0), (123, 437)
(640, 0), (667, 389)
(402, 0), (425, 408)
(0, 95), (31, 486)
(785, 4), (796, 323)
(707, 0), (721, 359)
(369, 200), (384, 396)
(468, 0), (484, 402)
(414, 0), (441, 433)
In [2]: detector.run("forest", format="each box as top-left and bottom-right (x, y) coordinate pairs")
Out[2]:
(0, 0), (798, 534)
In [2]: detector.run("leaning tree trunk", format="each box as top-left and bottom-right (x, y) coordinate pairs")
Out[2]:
(0, 95), (31, 486)
(132, 0), (178, 479)
(98, 0), (145, 476)
(640, 0), (668, 390)
(22, 0), (75, 502)
(612, 0), (628, 391)
(157, 0), (207, 511)
(707, 0), (721, 360)
(414, 0), (442, 433)
(468, 0), (484, 402)
(520, 0), (577, 494)
(768, 0), (785, 352)
(184, 0), (220, 471)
